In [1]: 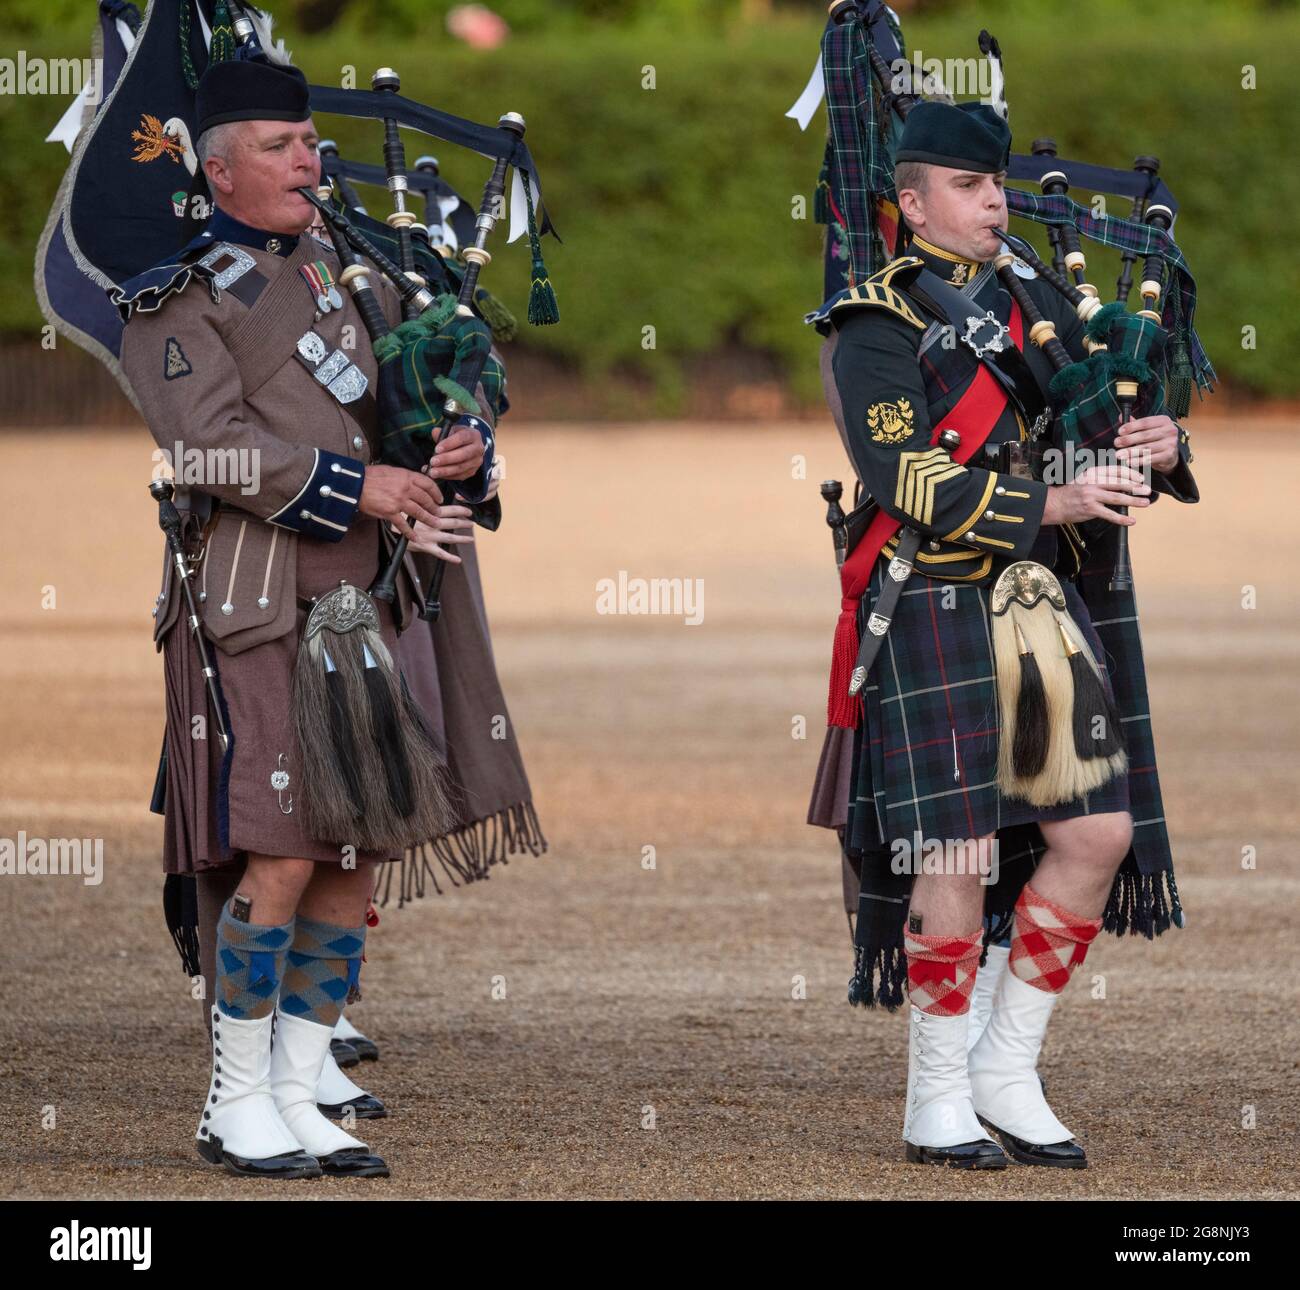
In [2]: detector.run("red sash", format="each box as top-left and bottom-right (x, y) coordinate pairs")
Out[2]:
(826, 300), (1023, 729)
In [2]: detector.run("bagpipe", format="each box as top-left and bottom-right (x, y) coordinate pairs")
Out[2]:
(297, 97), (534, 620)
(800, 0), (1213, 807)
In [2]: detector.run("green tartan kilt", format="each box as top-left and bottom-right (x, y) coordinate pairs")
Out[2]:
(845, 554), (1131, 857)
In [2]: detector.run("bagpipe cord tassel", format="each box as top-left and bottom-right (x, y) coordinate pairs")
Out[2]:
(210, 1), (237, 64)
(522, 170), (559, 326)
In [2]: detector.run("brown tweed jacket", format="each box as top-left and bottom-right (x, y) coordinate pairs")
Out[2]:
(125, 230), (435, 649)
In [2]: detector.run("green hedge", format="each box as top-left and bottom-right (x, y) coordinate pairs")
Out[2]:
(2, 2), (1296, 405)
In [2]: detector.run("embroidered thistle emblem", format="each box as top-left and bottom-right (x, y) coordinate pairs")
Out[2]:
(867, 398), (914, 444)
(951, 262), (970, 286)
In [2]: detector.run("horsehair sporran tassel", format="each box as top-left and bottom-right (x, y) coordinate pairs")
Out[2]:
(361, 639), (417, 818)
(1010, 612), (1049, 778)
(292, 582), (456, 852)
(991, 561), (1127, 807)
(1058, 617), (1125, 759)
(323, 648), (365, 820)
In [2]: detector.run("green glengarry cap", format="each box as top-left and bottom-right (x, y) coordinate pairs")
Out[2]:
(895, 101), (1011, 173)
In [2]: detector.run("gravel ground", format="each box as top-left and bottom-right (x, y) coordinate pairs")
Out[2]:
(0, 421), (1295, 1199)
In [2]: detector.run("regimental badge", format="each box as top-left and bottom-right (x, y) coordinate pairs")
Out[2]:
(951, 262), (970, 286)
(867, 398), (914, 444)
(163, 337), (191, 380)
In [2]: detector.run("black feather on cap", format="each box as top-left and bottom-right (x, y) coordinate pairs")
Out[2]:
(895, 101), (1011, 173)
(195, 60), (311, 137)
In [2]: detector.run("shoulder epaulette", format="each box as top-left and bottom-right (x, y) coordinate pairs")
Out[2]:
(830, 256), (926, 328)
(109, 229), (227, 323)
(804, 256), (928, 333)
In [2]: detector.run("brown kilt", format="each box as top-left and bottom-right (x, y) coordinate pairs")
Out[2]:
(160, 514), (415, 872)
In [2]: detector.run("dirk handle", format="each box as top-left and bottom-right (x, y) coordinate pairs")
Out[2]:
(821, 479), (848, 569)
(149, 478), (184, 548)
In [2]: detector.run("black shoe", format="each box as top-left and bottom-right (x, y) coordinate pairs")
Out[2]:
(905, 1138), (1007, 1169)
(197, 1135), (322, 1179)
(348, 1035), (380, 1062)
(330, 1039), (361, 1068)
(978, 1117), (1087, 1169)
(318, 1094), (388, 1120)
(317, 1147), (390, 1178)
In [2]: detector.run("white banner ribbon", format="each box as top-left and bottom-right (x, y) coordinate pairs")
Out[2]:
(507, 166), (542, 245)
(46, 16), (137, 150)
(785, 52), (824, 132)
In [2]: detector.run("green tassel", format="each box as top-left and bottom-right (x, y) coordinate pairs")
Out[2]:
(371, 332), (402, 363)
(1049, 358), (1095, 401)
(475, 288), (518, 343)
(1085, 300), (1128, 346)
(521, 170), (559, 326)
(422, 291), (460, 331)
(433, 375), (480, 415)
(1110, 352), (1153, 383)
(1165, 350), (1193, 417)
(210, 1), (236, 63)
(372, 293), (460, 362)
(1164, 293), (1194, 417)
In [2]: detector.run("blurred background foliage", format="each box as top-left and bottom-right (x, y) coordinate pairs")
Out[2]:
(1, 0), (1296, 412)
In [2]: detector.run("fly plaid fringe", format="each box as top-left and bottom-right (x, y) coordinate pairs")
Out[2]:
(374, 799), (548, 908)
(1104, 861), (1183, 937)
(849, 934), (908, 1012)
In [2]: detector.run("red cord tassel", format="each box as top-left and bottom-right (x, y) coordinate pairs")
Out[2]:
(827, 599), (863, 730)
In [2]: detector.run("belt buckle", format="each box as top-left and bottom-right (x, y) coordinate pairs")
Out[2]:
(961, 310), (1009, 359)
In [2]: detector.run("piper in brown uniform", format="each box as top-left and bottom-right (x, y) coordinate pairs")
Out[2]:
(118, 59), (491, 1179)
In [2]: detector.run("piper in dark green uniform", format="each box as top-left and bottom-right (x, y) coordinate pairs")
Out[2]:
(814, 102), (1196, 1170)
